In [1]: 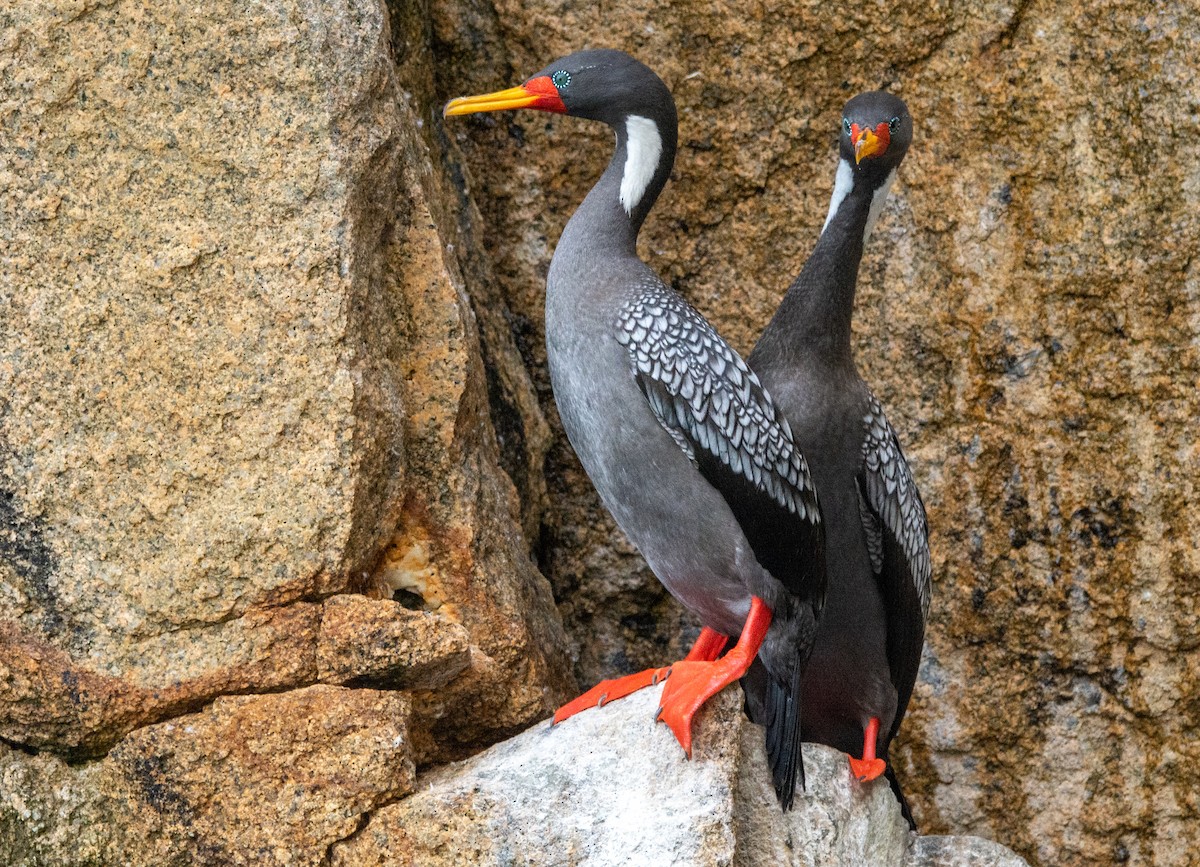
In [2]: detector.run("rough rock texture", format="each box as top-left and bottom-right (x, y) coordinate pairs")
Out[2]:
(2, 0), (1196, 864)
(1, 0), (572, 861)
(330, 686), (1028, 867)
(2, 686), (414, 865)
(428, 2), (1200, 865)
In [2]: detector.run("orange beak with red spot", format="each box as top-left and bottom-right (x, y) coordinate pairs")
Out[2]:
(443, 75), (567, 117)
(850, 122), (892, 164)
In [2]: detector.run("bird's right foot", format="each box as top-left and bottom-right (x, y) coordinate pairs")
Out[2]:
(656, 597), (772, 757)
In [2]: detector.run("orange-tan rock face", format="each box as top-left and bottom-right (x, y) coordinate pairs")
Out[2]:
(3, 685), (414, 865)
(1, 0), (572, 861)
(431, 1), (1200, 865)
(2, 0), (1197, 864)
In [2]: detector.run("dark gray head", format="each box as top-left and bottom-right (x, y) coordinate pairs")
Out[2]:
(444, 48), (675, 131)
(444, 49), (679, 230)
(529, 49), (674, 126)
(837, 92), (912, 185)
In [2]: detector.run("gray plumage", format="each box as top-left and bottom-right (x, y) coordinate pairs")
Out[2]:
(453, 49), (826, 808)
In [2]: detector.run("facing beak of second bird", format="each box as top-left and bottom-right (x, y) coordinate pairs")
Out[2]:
(444, 52), (929, 826)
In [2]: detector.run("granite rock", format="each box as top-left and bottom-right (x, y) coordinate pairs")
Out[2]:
(330, 686), (1029, 867)
(2, 0), (571, 860)
(431, 1), (1200, 864)
(1, 0), (569, 756)
(1, 685), (413, 866)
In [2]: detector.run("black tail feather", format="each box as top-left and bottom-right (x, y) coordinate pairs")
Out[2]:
(742, 657), (804, 810)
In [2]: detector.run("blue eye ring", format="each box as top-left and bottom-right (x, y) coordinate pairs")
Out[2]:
(842, 117), (852, 135)
(888, 115), (901, 131)
(551, 70), (572, 89)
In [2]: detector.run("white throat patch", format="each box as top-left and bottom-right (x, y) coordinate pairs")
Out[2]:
(863, 169), (897, 244)
(821, 159), (897, 246)
(821, 159), (855, 233)
(620, 115), (662, 215)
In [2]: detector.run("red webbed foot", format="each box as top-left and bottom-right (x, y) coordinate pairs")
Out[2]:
(552, 626), (729, 726)
(552, 666), (670, 725)
(656, 597), (771, 757)
(848, 716), (887, 782)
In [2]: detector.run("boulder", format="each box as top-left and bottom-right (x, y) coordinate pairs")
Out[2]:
(330, 686), (1030, 867)
(2, 0), (572, 860)
(1, 685), (414, 865)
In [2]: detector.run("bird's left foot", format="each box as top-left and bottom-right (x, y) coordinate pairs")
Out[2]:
(552, 666), (671, 725)
(551, 626), (730, 726)
(849, 755), (886, 781)
(656, 597), (772, 757)
(848, 716), (886, 781)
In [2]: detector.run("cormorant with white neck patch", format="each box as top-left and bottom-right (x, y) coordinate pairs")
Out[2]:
(749, 91), (930, 827)
(445, 49), (827, 808)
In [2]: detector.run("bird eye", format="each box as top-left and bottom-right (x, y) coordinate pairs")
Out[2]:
(888, 116), (901, 131)
(551, 70), (572, 89)
(842, 118), (852, 135)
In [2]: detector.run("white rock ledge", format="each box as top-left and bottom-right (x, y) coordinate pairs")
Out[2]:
(332, 684), (1029, 866)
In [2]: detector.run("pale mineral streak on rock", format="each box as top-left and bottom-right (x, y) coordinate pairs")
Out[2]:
(330, 686), (1029, 867)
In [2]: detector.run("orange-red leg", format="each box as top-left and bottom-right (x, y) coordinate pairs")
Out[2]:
(656, 596), (772, 757)
(684, 626), (729, 662)
(552, 666), (670, 725)
(552, 627), (729, 726)
(848, 716), (887, 781)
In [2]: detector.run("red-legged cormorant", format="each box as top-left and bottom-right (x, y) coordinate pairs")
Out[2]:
(748, 92), (931, 825)
(445, 49), (827, 808)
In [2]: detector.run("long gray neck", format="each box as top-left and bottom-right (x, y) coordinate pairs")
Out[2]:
(554, 110), (678, 270)
(753, 162), (893, 368)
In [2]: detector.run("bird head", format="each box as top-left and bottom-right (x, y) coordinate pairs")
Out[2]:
(443, 49), (670, 128)
(838, 91), (912, 178)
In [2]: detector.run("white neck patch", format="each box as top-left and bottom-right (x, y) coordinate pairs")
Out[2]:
(821, 159), (855, 233)
(620, 115), (662, 216)
(862, 169), (897, 245)
(820, 159), (897, 246)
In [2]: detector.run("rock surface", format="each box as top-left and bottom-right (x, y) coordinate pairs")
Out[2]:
(2, 0), (1195, 864)
(330, 686), (1029, 867)
(1, 0), (571, 861)
(431, 1), (1200, 864)
(2, 685), (414, 866)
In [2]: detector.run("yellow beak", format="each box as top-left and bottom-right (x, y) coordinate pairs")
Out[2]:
(444, 82), (560, 118)
(853, 128), (886, 164)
